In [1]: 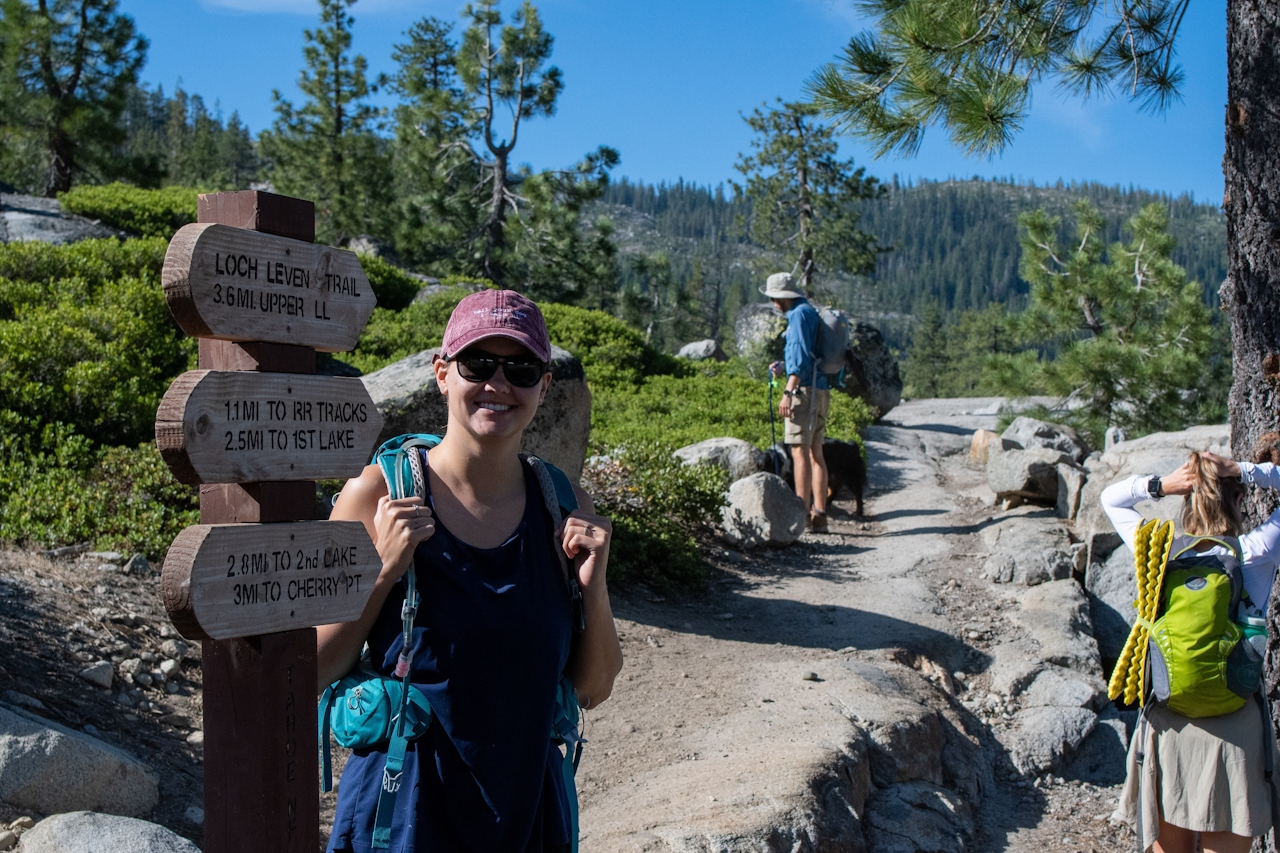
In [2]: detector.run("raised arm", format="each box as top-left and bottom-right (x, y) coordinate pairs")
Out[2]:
(1100, 475), (1149, 552)
(562, 484), (623, 710)
(315, 465), (435, 692)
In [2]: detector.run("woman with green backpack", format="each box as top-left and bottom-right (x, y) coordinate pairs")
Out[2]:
(1103, 450), (1280, 853)
(316, 289), (623, 853)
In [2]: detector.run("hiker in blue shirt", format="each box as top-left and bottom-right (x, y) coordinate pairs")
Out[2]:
(763, 272), (831, 532)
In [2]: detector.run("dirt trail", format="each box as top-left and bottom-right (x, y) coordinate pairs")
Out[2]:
(579, 398), (1131, 852)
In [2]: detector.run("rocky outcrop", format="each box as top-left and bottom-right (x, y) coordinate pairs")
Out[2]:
(735, 304), (903, 420)
(987, 447), (1076, 504)
(676, 339), (728, 362)
(720, 473), (807, 548)
(956, 576), (1119, 778)
(842, 323), (903, 421)
(1000, 416), (1089, 463)
(674, 437), (766, 483)
(19, 812), (198, 853)
(980, 511), (1084, 586)
(362, 345), (592, 481)
(0, 704), (158, 816)
(0, 194), (122, 245)
(1085, 545), (1137, 662)
(584, 656), (987, 853)
(733, 303), (787, 369)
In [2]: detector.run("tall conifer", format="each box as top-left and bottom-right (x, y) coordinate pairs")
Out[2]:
(732, 100), (883, 296)
(0, 0), (147, 194)
(259, 0), (391, 245)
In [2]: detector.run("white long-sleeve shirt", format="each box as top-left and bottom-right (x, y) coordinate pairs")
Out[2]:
(1100, 462), (1280, 610)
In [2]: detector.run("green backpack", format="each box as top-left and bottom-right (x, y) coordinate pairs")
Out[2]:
(318, 434), (587, 851)
(1132, 534), (1277, 851)
(1142, 535), (1263, 717)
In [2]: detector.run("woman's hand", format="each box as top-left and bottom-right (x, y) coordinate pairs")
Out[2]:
(561, 511), (612, 592)
(373, 495), (435, 584)
(1160, 452), (1242, 496)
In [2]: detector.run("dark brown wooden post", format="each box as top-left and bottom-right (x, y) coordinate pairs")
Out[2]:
(198, 192), (320, 853)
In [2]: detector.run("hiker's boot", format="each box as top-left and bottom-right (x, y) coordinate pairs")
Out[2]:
(808, 511), (828, 532)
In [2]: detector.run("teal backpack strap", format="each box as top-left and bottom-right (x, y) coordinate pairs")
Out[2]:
(524, 456), (584, 633)
(551, 674), (585, 853)
(368, 435), (429, 849)
(318, 683), (338, 793)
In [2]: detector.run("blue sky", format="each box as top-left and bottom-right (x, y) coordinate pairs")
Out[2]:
(120, 0), (1227, 203)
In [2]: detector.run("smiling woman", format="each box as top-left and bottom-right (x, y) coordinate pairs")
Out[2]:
(317, 289), (623, 853)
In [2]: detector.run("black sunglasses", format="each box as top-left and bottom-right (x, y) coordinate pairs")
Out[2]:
(449, 349), (547, 388)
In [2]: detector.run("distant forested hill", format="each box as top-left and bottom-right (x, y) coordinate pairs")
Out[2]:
(592, 176), (1227, 348)
(859, 177), (1226, 316)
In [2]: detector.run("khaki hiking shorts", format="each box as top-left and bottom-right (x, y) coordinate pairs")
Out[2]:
(785, 387), (830, 446)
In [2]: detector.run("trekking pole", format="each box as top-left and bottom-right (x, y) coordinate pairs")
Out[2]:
(768, 373), (779, 475)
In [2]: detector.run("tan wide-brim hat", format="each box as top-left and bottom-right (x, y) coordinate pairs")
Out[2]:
(759, 272), (804, 300)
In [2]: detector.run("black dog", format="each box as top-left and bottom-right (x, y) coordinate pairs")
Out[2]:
(763, 439), (866, 517)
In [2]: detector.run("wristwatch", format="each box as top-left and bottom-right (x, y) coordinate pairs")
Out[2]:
(1147, 475), (1163, 499)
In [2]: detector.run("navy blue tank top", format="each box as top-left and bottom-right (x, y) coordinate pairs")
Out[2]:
(327, 456), (574, 853)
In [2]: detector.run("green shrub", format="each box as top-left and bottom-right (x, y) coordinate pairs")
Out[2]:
(358, 254), (428, 312)
(346, 289), (470, 374)
(0, 237), (168, 318)
(0, 438), (198, 559)
(0, 236), (197, 557)
(0, 272), (194, 447)
(60, 184), (198, 239)
(590, 371), (873, 452)
(542, 303), (686, 387)
(583, 443), (728, 589)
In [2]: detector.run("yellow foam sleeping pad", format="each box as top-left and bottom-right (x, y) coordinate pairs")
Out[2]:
(1107, 519), (1175, 706)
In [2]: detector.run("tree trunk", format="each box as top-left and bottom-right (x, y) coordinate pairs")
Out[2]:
(483, 149), (508, 288)
(1224, 1), (1280, 847)
(45, 127), (74, 197)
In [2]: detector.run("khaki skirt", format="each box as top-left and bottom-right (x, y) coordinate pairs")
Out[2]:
(1119, 698), (1280, 849)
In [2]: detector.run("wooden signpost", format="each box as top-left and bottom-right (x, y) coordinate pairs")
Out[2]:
(155, 190), (383, 853)
(156, 371), (381, 484)
(163, 222), (376, 351)
(161, 520), (377, 641)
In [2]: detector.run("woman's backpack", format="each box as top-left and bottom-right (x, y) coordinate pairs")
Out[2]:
(317, 433), (587, 851)
(1145, 534), (1264, 717)
(1110, 519), (1264, 717)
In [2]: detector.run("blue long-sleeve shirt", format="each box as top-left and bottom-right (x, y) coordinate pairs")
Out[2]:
(783, 298), (830, 390)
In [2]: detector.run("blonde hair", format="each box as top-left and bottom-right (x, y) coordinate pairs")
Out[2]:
(1181, 451), (1245, 537)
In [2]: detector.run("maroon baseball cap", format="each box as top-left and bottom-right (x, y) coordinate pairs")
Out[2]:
(441, 289), (552, 363)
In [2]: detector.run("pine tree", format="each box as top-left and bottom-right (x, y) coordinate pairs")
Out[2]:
(388, 3), (617, 298)
(455, 0), (561, 286)
(731, 99), (884, 296)
(259, 0), (391, 245)
(388, 17), (482, 270)
(902, 300), (948, 398)
(985, 203), (1222, 445)
(0, 0), (147, 195)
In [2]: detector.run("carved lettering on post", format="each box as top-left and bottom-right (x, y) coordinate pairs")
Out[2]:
(161, 521), (378, 641)
(155, 370), (383, 484)
(162, 223), (377, 351)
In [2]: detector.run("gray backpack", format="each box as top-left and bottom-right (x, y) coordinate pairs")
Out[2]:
(811, 306), (850, 378)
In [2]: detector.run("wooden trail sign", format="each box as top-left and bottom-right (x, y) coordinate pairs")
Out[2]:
(162, 222), (377, 352)
(161, 520), (378, 641)
(156, 370), (383, 484)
